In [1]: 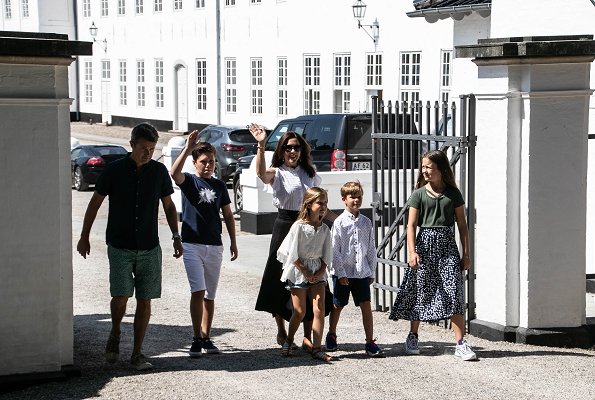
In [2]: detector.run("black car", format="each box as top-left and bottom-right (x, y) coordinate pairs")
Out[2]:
(71, 144), (128, 191)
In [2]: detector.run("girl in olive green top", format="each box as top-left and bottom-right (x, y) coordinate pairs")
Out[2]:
(389, 150), (477, 361)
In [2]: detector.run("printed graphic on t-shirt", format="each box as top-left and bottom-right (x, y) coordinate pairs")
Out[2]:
(199, 187), (217, 204)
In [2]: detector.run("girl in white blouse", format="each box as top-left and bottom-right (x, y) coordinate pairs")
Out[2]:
(277, 187), (333, 362)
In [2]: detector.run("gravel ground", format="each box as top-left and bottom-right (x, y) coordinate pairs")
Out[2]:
(3, 124), (594, 399)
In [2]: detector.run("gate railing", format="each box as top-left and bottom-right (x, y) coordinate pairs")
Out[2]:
(370, 94), (477, 327)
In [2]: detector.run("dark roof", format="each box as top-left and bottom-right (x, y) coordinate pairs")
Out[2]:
(0, 30), (92, 57)
(413, 0), (491, 10)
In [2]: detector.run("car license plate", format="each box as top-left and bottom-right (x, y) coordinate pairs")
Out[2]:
(352, 162), (370, 170)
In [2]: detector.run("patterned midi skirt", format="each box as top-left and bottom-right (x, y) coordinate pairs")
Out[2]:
(388, 227), (465, 322)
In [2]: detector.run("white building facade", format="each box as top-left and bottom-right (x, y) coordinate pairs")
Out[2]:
(2, 0), (456, 131)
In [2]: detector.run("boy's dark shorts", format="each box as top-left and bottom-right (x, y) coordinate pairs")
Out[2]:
(331, 276), (371, 307)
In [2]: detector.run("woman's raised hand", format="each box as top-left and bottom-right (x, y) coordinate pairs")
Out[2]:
(248, 123), (267, 143)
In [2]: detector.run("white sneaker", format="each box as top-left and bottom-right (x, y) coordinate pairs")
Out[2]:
(404, 333), (420, 355)
(454, 340), (477, 361)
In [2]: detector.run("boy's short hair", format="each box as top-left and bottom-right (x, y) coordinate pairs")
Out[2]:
(191, 141), (217, 161)
(341, 181), (363, 198)
(131, 122), (159, 143)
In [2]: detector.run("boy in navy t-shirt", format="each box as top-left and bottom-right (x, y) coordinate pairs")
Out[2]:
(170, 133), (238, 356)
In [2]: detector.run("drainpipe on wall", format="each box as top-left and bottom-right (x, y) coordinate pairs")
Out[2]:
(506, 89), (522, 328)
(72, 0), (81, 121)
(216, 0), (221, 125)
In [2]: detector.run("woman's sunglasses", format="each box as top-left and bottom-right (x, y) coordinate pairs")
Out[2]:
(283, 145), (302, 152)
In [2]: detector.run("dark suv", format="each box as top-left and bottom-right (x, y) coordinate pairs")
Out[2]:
(197, 124), (259, 182)
(232, 113), (376, 212)
(264, 113), (375, 171)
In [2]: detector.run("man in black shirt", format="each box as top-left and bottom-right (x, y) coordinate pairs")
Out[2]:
(77, 123), (183, 371)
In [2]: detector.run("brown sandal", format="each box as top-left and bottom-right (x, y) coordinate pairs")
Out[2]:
(311, 347), (332, 362)
(281, 341), (294, 357)
(302, 337), (313, 354)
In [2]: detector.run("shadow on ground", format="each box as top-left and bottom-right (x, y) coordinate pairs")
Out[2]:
(3, 314), (594, 399)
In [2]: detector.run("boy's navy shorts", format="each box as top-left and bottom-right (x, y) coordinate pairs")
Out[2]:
(331, 276), (371, 307)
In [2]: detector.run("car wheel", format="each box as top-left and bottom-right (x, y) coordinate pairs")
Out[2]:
(233, 177), (243, 214)
(74, 167), (89, 191)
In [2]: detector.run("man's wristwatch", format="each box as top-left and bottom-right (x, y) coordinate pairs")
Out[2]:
(172, 232), (182, 241)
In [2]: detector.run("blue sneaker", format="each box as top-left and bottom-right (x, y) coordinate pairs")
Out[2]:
(365, 339), (384, 358)
(325, 332), (338, 352)
(189, 337), (202, 358)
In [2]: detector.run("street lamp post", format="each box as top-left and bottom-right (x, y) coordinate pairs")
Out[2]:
(89, 21), (107, 53)
(352, 0), (380, 50)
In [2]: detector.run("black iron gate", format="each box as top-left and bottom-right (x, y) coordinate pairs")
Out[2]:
(370, 94), (477, 327)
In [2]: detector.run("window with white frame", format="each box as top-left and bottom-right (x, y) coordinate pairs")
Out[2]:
(400, 51), (421, 87)
(154, 0), (162, 12)
(440, 49), (453, 106)
(174, 0), (182, 10)
(334, 53), (351, 113)
(118, 0), (125, 15)
(137, 60), (145, 107)
(400, 51), (421, 120)
(225, 0), (235, 6)
(119, 60), (127, 106)
(225, 58), (237, 112)
(101, 0), (108, 16)
(84, 60), (93, 103)
(101, 60), (111, 80)
(195, 0), (204, 8)
(304, 55), (320, 114)
(196, 59), (207, 110)
(250, 58), (263, 115)
(4, 0), (12, 19)
(342, 92), (351, 113)
(22, 0), (29, 17)
(366, 53), (382, 86)
(155, 59), (164, 108)
(277, 57), (288, 116)
(334, 54), (351, 87)
(136, 0), (144, 14)
(82, 0), (91, 17)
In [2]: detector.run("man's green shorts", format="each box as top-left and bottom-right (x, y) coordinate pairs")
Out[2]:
(107, 244), (162, 299)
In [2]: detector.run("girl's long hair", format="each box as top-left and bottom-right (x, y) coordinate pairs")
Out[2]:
(297, 187), (328, 222)
(415, 150), (457, 189)
(271, 131), (316, 178)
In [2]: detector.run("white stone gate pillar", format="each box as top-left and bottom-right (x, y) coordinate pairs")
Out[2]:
(0, 32), (91, 382)
(456, 36), (595, 347)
